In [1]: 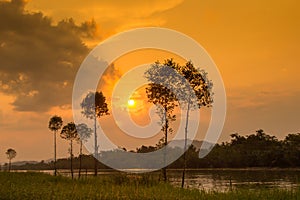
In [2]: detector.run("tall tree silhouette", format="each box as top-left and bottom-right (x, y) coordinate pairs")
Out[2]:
(76, 123), (92, 178)
(81, 91), (109, 176)
(6, 148), (17, 172)
(60, 122), (78, 179)
(48, 115), (63, 176)
(145, 60), (178, 182)
(171, 60), (213, 188)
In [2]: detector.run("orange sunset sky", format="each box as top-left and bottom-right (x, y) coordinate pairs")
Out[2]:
(0, 0), (300, 163)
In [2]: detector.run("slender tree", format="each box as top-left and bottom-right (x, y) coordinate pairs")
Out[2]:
(171, 60), (213, 188)
(145, 60), (178, 182)
(81, 91), (109, 176)
(6, 148), (17, 172)
(76, 123), (92, 178)
(48, 115), (63, 176)
(60, 122), (78, 179)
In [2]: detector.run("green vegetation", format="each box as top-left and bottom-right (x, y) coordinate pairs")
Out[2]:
(0, 172), (299, 200)
(199, 130), (300, 168)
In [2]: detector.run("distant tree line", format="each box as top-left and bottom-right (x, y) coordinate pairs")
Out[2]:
(132, 130), (300, 169)
(10, 155), (109, 171)
(8, 129), (300, 170)
(196, 130), (300, 168)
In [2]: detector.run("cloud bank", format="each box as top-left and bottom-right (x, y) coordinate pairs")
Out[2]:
(0, 0), (96, 112)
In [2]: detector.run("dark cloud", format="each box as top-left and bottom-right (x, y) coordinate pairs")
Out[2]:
(0, 0), (97, 112)
(99, 63), (122, 90)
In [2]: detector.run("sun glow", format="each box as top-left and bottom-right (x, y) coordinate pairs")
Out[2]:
(128, 99), (135, 107)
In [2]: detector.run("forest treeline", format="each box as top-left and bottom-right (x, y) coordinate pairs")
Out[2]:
(175, 129), (300, 168)
(3, 129), (300, 170)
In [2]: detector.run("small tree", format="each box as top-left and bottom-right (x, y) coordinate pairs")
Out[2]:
(145, 60), (178, 182)
(76, 123), (92, 178)
(6, 148), (17, 172)
(48, 115), (63, 176)
(81, 91), (109, 176)
(60, 122), (78, 179)
(171, 60), (213, 188)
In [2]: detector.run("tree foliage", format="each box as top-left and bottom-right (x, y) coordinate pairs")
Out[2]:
(61, 122), (78, 141)
(60, 122), (78, 179)
(48, 116), (63, 132)
(144, 60), (179, 181)
(6, 148), (17, 160)
(172, 60), (213, 108)
(145, 58), (214, 186)
(76, 123), (93, 178)
(170, 59), (213, 188)
(76, 123), (92, 142)
(48, 115), (63, 176)
(80, 91), (109, 176)
(144, 60), (179, 144)
(6, 148), (17, 172)
(198, 130), (300, 168)
(80, 91), (109, 119)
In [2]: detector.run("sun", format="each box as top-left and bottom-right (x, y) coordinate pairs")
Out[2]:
(128, 99), (135, 107)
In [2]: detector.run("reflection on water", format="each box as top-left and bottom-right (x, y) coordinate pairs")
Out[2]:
(13, 169), (300, 192)
(168, 169), (300, 191)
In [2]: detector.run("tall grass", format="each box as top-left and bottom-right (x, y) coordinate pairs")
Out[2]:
(0, 172), (299, 200)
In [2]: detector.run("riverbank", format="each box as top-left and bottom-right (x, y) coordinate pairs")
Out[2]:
(0, 172), (299, 199)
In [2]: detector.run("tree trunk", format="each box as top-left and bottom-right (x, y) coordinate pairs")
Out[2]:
(70, 140), (73, 179)
(94, 117), (98, 176)
(54, 130), (57, 176)
(162, 106), (168, 182)
(79, 141), (83, 178)
(8, 158), (11, 172)
(181, 102), (190, 188)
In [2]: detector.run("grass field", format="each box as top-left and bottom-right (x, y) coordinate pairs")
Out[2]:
(0, 172), (299, 200)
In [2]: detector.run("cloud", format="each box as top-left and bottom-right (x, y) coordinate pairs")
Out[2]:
(25, 0), (184, 34)
(26, 0), (184, 19)
(0, 0), (97, 112)
(227, 85), (296, 110)
(98, 63), (122, 96)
